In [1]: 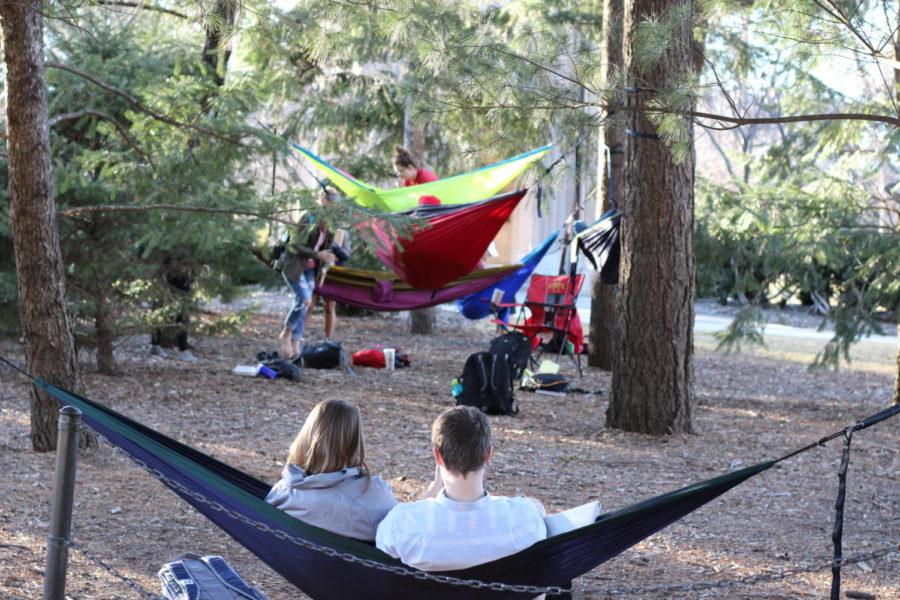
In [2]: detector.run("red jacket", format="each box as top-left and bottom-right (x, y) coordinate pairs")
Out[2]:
(402, 167), (438, 186)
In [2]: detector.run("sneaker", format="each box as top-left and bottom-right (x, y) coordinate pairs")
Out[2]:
(177, 350), (199, 363)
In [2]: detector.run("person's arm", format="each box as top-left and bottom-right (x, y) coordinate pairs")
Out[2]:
(291, 240), (336, 265)
(375, 511), (401, 558)
(331, 229), (351, 264)
(419, 464), (443, 500)
(527, 497), (547, 517)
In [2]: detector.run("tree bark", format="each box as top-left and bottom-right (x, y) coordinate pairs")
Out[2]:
(588, 0), (624, 371)
(893, 326), (899, 404)
(200, 0), (237, 110)
(405, 106), (436, 335)
(607, 0), (695, 434)
(94, 286), (116, 374)
(894, 2), (899, 106)
(1, 1), (86, 450)
(894, 4), (899, 406)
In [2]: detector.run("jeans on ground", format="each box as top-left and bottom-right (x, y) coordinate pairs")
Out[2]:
(284, 269), (315, 341)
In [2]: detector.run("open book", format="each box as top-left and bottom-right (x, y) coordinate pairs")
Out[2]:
(544, 500), (603, 537)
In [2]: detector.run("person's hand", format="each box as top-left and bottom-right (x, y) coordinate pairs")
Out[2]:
(432, 464), (444, 488)
(317, 250), (336, 265)
(420, 464), (444, 500)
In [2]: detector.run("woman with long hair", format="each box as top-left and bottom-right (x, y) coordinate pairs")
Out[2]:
(266, 399), (397, 541)
(393, 145), (441, 206)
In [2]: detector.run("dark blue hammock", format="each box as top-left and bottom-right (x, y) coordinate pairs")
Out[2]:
(33, 379), (898, 600)
(456, 232), (559, 321)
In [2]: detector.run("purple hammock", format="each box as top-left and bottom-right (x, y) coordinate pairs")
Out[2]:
(315, 264), (521, 311)
(27, 378), (898, 600)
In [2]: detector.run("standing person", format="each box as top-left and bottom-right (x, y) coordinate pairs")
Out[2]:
(304, 225), (351, 341)
(277, 205), (338, 358)
(393, 145), (441, 206)
(267, 399), (398, 541)
(375, 406), (547, 571)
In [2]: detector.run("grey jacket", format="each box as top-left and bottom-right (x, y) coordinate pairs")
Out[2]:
(266, 464), (397, 541)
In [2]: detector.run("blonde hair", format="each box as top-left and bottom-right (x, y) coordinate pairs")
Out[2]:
(287, 400), (367, 476)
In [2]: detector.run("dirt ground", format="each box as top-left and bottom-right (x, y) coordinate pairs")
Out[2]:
(0, 297), (897, 600)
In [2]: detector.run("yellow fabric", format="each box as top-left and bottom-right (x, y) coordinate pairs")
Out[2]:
(293, 144), (551, 211)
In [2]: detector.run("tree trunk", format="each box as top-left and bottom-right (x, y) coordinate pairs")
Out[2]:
(893, 325), (899, 404)
(405, 105), (436, 335)
(895, 9), (899, 406)
(200, 0), (237, 110)
(894, 2), (899, 105)
(94, 286), (116, 374)
(607, 0), (695, 434)
(588, 0), (624, 371)
(1, 1), (87, 450)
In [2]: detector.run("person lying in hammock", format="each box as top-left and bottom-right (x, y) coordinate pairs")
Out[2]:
(376, 406), (547, 571)
(266, 399), (398, 541)
(393, 145), (441, 206)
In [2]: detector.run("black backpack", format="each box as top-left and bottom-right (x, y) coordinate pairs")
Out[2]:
(263, 358), (301, 381)
(457, 352), (517, 415)
(488, 332), (531, 381)
(295, 341), (342, 369)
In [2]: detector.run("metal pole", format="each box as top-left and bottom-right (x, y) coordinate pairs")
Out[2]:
(43, 405), (82, 600)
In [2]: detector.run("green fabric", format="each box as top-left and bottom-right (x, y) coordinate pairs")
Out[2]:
(293, 144), (551, 211)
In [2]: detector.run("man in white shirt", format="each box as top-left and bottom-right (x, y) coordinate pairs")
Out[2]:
(375, 406), (547, 572)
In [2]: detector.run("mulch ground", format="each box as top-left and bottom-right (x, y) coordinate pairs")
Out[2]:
(0, 300), (897, 600)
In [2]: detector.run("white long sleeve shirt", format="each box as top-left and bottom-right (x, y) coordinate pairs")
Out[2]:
(375, 490), (547, 571)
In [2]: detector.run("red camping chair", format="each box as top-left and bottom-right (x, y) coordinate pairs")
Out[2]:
(495, 273), (585, 376)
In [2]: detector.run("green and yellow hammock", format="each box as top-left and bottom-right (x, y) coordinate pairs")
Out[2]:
(292, 144), (551, 211)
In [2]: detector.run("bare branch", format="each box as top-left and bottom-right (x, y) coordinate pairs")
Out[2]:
(49, 108), (154, 167)
(45, 62), (249, 147)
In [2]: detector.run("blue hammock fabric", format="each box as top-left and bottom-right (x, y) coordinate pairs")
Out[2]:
(456, 232), (559, 321)
(32, 379), (899, 600)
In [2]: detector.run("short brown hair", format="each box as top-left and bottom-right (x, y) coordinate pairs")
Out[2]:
(288, 400), (367, 476)
(393, 145), (418, 169)
(431, 407), (491, 475)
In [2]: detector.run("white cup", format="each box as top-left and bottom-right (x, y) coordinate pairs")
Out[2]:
(383, 348), (396, 371)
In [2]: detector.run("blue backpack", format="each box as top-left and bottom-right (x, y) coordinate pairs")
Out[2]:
(158, 554), (268, 600)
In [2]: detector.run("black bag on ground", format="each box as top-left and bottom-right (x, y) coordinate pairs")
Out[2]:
(533, 372), (569, 393)
(158, 553), (269, 600)
(457, 352), (517, 415)
(295, 341), (342, 369)
(263, 358), (301, 381)
(488, 332), (531, 381)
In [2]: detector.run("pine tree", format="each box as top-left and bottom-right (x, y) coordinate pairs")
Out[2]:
(606, 0), (696, 434)
(0, 0), (83, 450)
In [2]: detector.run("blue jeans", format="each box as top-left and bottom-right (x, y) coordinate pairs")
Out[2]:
(284, 269), (315, 341)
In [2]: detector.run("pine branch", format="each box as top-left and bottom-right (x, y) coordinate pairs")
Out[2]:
(92, 1), (189, 19)
(49, 108), (154, 167)
(45, 62), (249, 147)
(59, 203), (299, 227)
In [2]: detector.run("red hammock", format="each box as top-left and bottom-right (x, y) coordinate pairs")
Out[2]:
(363, 190), (526, 290)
